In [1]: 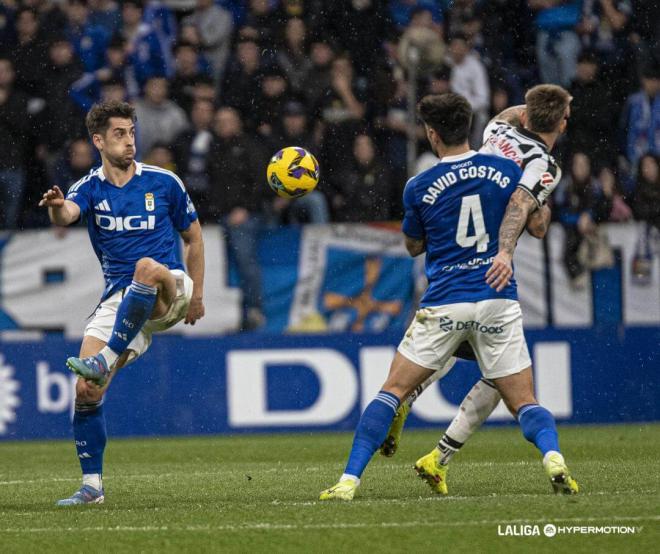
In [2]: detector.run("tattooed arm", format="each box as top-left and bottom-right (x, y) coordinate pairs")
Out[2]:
(488, 105), (526, 128)
(525, 204), (551, 239)
(485, 189), (538, 291)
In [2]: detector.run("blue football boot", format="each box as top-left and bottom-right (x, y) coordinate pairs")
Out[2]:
(56, 485), (105, 506)
(66, 353), (111, 386)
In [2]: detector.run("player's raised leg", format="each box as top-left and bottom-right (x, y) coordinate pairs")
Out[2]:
(66, 258), (177, 385)
(57, 336), (130, 506)
(319, 352), (435, 501)
(492, 367), (578, 494)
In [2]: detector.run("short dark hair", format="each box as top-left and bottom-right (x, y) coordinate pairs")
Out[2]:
(524, 84), (572, 133)
(85, 101), (136, 137)
(417, 93), (472, 146)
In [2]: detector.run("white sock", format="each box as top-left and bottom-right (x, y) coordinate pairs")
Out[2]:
(82, 473), (102, 491)
(99, 346), (119, 369)
(340, 473), (360, 486)
(445, 379), (501, 444)
(543, 450), (563, 465)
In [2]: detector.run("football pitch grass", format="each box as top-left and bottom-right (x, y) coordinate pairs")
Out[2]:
(0, 424), (658, 553)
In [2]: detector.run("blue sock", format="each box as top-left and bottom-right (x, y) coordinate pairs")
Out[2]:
(518, 404), (560, 456)
(74, 401), (107, 479)
(344, 391), (400, 479)
(106, 280), (158, 356)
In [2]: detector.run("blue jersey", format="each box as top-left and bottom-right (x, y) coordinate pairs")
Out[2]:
(402, 151), (523, 306)
(66, 162), (198, 301)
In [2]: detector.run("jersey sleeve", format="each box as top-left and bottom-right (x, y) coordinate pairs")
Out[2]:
(481, 120), (506, 145)
(401, 179), (424, 239)
(65, 178), (92, 219)
(168, 174), (198, 231)
(517, 157), (561, 208)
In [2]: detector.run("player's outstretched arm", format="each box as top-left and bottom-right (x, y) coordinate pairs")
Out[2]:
(485, 188), (537, 291)
(525, 204), (551, 239)
(38, 186), (81, 226)
(180, 220), (205, 325)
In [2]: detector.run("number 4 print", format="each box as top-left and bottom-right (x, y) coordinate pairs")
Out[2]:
(456, 194), (489, 253)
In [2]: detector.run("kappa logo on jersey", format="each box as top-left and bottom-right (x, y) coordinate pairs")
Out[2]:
(94, 200), (111, 212)
(145, 193), (155, 212)
(95, 214), (156, 231)
(540, 172), (554, 188)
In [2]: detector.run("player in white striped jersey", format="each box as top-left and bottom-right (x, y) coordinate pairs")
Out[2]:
(381, 85), (575, 496)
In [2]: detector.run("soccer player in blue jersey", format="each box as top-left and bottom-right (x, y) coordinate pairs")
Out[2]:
(319, 92), (577, 501)
(39, 101), (205, 505)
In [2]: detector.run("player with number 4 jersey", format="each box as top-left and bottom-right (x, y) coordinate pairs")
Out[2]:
(319, 92), (577, 501)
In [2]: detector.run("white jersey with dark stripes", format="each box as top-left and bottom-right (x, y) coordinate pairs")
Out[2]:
(480, 120), (561, 208)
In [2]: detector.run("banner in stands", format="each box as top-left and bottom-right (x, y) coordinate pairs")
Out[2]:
(0, 223), (658, 336)
(0, 327), (657, 440)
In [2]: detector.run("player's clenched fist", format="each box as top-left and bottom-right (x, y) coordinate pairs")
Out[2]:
(39, 186), (65, 208)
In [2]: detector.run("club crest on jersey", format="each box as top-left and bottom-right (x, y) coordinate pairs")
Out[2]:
(145, 192), (155, 212)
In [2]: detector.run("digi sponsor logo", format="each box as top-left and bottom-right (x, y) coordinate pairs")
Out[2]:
(95, 214), (156, 231)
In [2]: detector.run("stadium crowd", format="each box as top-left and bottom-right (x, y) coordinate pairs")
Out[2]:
(1, 0), (659, 309)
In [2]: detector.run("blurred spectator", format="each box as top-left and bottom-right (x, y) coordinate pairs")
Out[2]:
(446, 33), (489, 147)
(182, 0), (233, 80)
(242, 0), (279, 48)
(396, 7), (446, 77)
(24, 0), (68, 43)
(276, 17), (312, 94)
(329, 133), (394, 222)
(300, 38), (335, 110)
(630, 154), (660, 283)
(619, 62), (660, 184)
(170, 41), (211, 115)
(568, 51), (617, 168)
(254, 65), (293, 136)
(0, 56), (30, 229)
(529, 0), (582, 87)
(64, 0), (109, 73)
(207, 107), (267, 330)
(37, 37), (85, 162)
(389, 0), (444, 32)
(316, 54), (367, 168)
(69, 36), (129, 112)
(88, 0), (121, 37)
(557, 152), (615, 286)
(190, 74), (216, 105)
(133, 76), (188, 155)
(221, 38), (264, 123)
(119, 0), (169, 90)
(12, 6), (48, 96)
(578, 0), (634, 103)
(143, 142), (176, 171)
(321, 0), (392, 80)
(171, 98), (214, 220)
(599, 165), (631, 222)
(631, 154), (660, 230)
(50, 138), (94, 189)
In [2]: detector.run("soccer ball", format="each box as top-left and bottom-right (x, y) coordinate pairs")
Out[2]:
(266, 146), (320, 199)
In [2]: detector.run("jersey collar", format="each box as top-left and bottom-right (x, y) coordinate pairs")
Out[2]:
(514, 127), (549, 150)
(441, 150), (477, 162)
(98, 161), (143, 181)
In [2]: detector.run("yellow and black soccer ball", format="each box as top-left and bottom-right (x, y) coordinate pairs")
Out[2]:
(266, 146), (320, 199)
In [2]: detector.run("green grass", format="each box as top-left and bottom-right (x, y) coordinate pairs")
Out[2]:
(0, 425), (658, 553)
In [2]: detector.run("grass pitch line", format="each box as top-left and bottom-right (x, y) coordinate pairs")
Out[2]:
(0, 515), (658, 534)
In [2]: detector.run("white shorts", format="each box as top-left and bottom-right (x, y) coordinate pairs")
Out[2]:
(85, 269), (194, 363)
(398, 299), (532, 380)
